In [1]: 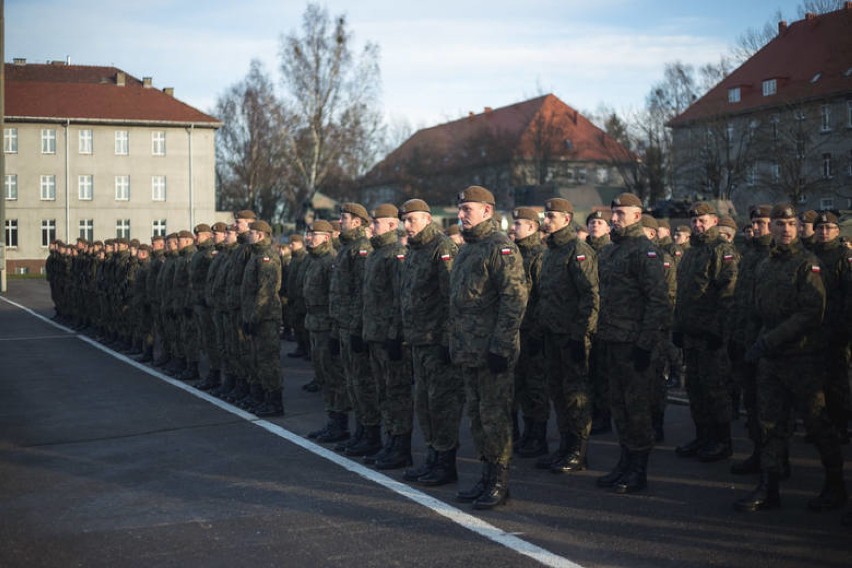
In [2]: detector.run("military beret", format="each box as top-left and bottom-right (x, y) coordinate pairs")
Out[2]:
(115, 238), (129, 246)
(370, 203), (398, 219)
(586, 209), (611, 224)
(771, 203), (798, 219)
(329, 220), (341, 232)
(194, 223), (212, 235)
(611, 193), (643, 208)
(512, 207), (541, 224)
(76, 237), (87, 243)
(236, 210), (257, 220)
(102, 238), (112, 245)
(656, 218), (671, 230)
(688, 201), (716, 217)
(250, 220), (273, 234)
(675, 225), (691, 234)
(457, 185), (496, 206)
(398, 199), (431, 217)
(93, 240), (104, 247)
(640, 214), (659, 230)
(211, 222), (229, 233)
(289, 233), (304, 243)
(151, 235), (165, 243)
(718, 215), (738, 230)
(749, 204), (773, 219)
(129, 238), (140, 248)
(545, 198), (573, 213)
(446, 224), (460, 236)
(177, 230), (195, 239)
(338, 202), (370, 223)
(138, 244), (152, 252)
(814, 210), (839, 227)
(799, 209), (817, 224)
(308, 220), (333, 234)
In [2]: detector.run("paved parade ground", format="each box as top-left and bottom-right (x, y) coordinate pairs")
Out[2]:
(1, 279), (849, 567)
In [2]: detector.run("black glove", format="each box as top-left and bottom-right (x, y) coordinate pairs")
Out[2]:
(727, 340), (745, 362)
(569, 339), (586, 364)
(672, 332), (684, 348)
(486, 351), (509, 374)
(632, 345), (652, 372)
(328, 337), (340, 356)
(351, 334), (365, 353)
(385, 338), (403, 361)
(704, 332), (724, 351)
(744, 337), (768, 363)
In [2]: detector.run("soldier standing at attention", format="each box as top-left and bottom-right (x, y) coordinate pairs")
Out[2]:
(173, 230), (199, 381)
(241, 221), (284, 417)
(586, 210), (613, 434)
(286, 234), (311, 364)
(140, 236), (165, 364)
(188, 223), (217, 385)
(210, 224), (240, 397)
(534, 198), (599, 474)
(735, 203), (846, 512)
(130, 244), (152, 359)
(450, 186), (528, 509)
(670, 225), (691, 265)
(196, 222), (230, 391)
(673, 202), (738, 463)
(595, 193), (669, 494)
(398, 199), (462, 486)
(799, 210), (817, 250)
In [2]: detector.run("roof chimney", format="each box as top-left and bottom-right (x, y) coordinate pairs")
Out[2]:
(778, 20), (788, 34)
(484, 107), (493, 115)
(13, 58), (26, 66)
(143, 77), (152, 88)
(805, 12), (816, 20)
(116, 72), (126, 87)
(163, 87), (174, 97)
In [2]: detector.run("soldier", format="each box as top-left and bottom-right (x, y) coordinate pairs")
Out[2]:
(509, 207), (547, 459)
(717, 215), (738, 244)
(398, 198), (462, 486)
(208, 224), (240, 395)
(361, 204), (413, 469)
(586, 210), (611, 253)
(143, 236), (166, 365)
(799, 210), (817, 250)
(241, 220), (284, 417)
(595, 193), (669, 494)
(189, 223), (218, 386)
(130, 244), (152, 358)
(286, 234), (311, 363)
(534, 199), (599, 474)
(446, 223), (465, 247)
(171, 230), (199, 380)
(673, 202), (738, 463)
(671, 225), (691, 263)
(450, 186), (528, 509)
(158, 234), (184, 373)
(735, 203), (846, 512)
(585, 210), (614, 434)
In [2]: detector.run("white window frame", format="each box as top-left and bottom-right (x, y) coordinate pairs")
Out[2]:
(78, 174), (93, 200)
(820, 104), (831, 132)
(115, 130), (129, 155)
(819, 197), (834, 210)
(577, 168), (587, 184)
(4, 128), (18, 153)
(596, 167), (609, 184)
(115, 175), (130, 201)
(5, 218), (18, 248)
(79, 129), (93, 154)
(40, 175), (56, 200)
(822, 153), (833, 179)
(771, 163), (781, 182)
(152, 131), (166, 156)
(151, 175), (166, 201)
(4, 174), (18, 200)
(152, 219), (167, 237)
(747, 166), (756, 187)
(728, 87), (741, 103)
(79, 219), (94, 242)
(41, 128), (57, 154)
(41, 219), (57, 247)
(116, 219), (131, 239)
(762, 79), (777, 97)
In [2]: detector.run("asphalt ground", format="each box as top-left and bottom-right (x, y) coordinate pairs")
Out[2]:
(0, 279), (849, 568)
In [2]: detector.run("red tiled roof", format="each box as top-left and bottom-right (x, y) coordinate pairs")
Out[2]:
(5, 62), (220, 126)
(670, 5), (852, 127)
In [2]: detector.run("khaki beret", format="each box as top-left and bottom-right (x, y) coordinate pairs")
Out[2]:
(586, 209), (611, 224)
(545, 198), (573, 213)
(289, 233), (304, 243)
(688, 202), (716, 217)
(399, 199), (431, 217)
(93, 240), (104, 247)
(640, 214), (659, 230)
(151, 235), (165, 242)
(749, 204), (772, 219)
(194, 223), (212, 235)
(457, 185), (496, 206)
(675, 225), (691, 234)
(329, 220), (341, 232)
(308, 220), (333, 234)
(211, 222), (229, 233)
(340, 202), (371, 223)
(771, 203), (798, 220)
(138, 244), (152, 252)
(512, 207), (541, 224)
(446, 224), (460, 236)
(236, 210), (257, 220)
(250, 220), (273, 234)
(115, 238), (129, 246)
(718, 215), (738, 230)
(166, 233), (179, 240)
(371, 203), (399, 219)
(799, 209), (817, 224)
(129, 239), (140, 248)
(657, 218), (671, 230)
(814, 210), (839, 227)
(177, 230), (195, 239)
(611, 193), (643, 208)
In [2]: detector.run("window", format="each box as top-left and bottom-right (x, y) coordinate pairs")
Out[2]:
(762, 79), (777, 97)
(152, 219), (167, 237)
(823, 153), (833, 179)
(747, 166), (756, 187)
(771, 163), (781, 182)
(597, 168), (609, 184)
(771, 115), (780, 141)
(115, 175), (130, 201)
(798, 193), (808, 204)
(116, 219), (131, 239)
(726, 123), (735, 142)
(40, 175), (56, 200)
(5, 219), (18, 248)
(79, 219), (94, 242)
(115, 130), (129, 155)
(79, 129), (93, 154)
(728, 87), (741, 103)
(819, 197), (834, 209)
(4, 128), (18, 153)
(820, 105), (831, 132)
(4, 174), (17, 200)
(77, 175), (93, 200)
(847, 100), (852, 128)
(41, 129), (57, 154)
(151, 175), (166, 201)
(152, 131), (166, 155)
(41, 219), (57, 247)
(577, 168), (587, 184)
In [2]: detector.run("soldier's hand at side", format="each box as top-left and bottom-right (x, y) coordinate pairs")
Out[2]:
(385, 338), (403, 361)
(632, 345), (652, 372)
(569, 339), (586, 364)
(328, 337), (340, 356)
(486, 351), (509, 374)
(744, 337), (768, 363)
(351, 334), (365, 353)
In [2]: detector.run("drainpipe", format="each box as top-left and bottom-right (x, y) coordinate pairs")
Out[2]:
(64, 119), (70, 242)
(187, 125), (194, 228)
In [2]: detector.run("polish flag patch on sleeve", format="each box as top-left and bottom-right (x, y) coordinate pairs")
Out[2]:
(440, 253), (452, 261)
(675, 250), (682, 257)
(663, 261), (671, 269)
(723, 254), (734, 262)
(359, 249), (369, 257)
(811, 265), (821, 273)
(262, 256), (271, 263)
(500, 247), (512, 255)
(396, 254), (406, 261)
(576, 254), (587, 262)
(647, 250), (657, 258)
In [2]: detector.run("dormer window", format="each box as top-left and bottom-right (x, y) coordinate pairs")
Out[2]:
(728, 87), (741, 103)
(762, 79), (777, 97)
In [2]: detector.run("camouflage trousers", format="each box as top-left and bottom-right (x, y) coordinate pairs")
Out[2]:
(823, 338), (851, 433)
(462, 364), (514, 465)
(225, 310), (252, 381)
(589, 338), (609, 422)
(369, 341), (414, 436)
(757, 355), (843, 473)
(181, 311), (200, 364)
(213, 310), (230, 376)
(411, 344), (464, 452)
(163, 309), (183, 358)
(683, 333), (733, 425)
(133, 306), (154, 350)
(196, 306), (220, 370)
(340, 332), (381, 427)
(599, 340), (654, 452)
(650, 336), (668, 421)
(251, 320), (282, 392)
(544, 332), (592, 439)
(514, 333), (549, 423)
(731, 358), (760, 445)
(152, 308), (166, 355)
(309, 329), (350, 413)
(293, 311), (311, 357)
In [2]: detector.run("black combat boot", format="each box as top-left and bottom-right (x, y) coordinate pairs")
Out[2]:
(456, 461), (489, 503)
(734, 471), (780, 512)
(364, 433), (393, 465)
(676, 422), (710, 458)
(473, 462), (510, 510)
(308, 413), (334, 440)
(807, 468), (848, 512)
(404, 446), (437, 481)
(517, 421), (549, 458)
(128, 338), (143, 356)
(597, 445), (630, 487)
(418, 447), (458, 486)
(168, 357), (187, 377)
(213, 374), (236, 398)
(225, 378), (248, 403)
(590, 409), (612, 435)
(255, 389), (284, 418)
(135, 345), (154, 364)
(301, 379), (320, 392)
(336, 424), (364, 452)
(376, 434), (413, 470)
(730, 447), (761, 475)
(153, 351), (171, 368)
(240, 383), (265, 412)
(614, 450), (649, 494)
(550, 436), (588, 473)
(177, 361), (200, 382)
(535, 433), (570, 470)
(345, 424), (383, 457)
(195, 368), (221, 391)
(315, 412), (350, 443)
(697, 422), (733, 462)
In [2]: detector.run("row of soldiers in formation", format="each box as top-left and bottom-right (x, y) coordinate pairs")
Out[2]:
(45, 187), (850, 514)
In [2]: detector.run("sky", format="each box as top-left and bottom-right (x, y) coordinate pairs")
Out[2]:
(6, 0), (808, 130)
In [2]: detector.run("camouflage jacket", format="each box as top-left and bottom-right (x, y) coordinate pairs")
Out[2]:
(728, 233), (773, 347)
(114, 251), (132, 305)
(748, 239), (825, 357)
(158, 251), (179, 314)
(515, 232), (545, 336)
(286, 249), (309, 316)
(173, 244), (197, 313)
(586, 234), (612, 254)
(209, 242), (237, 311)
(596, 221), (670, 351)
(189, 239), (215, 309)
(538, 225), (599, 339)
(131, 258), (150, 314)
(362, 230), (406, 343)
(658, 245), (677, 328)
(400, 222), (457, 347)
(241, 238), (283, 325)
(813, 237), (852, 338)
(145, 249), (165, 309)
(329, 226), (372, 334)
(449, 219), (528, 366)
(674, 226), (738, 339)
(226, 233), (253, 312)
(302, 240), (336, 332)
(662, 239), (687, 267)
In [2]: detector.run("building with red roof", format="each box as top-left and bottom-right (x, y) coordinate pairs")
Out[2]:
(668, 4), (852, 215)
(3, 59), (221, 272)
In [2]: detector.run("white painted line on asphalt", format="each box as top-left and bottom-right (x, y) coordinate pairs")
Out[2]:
(0, 334), (77, 341)
(1, 295), (582, 568)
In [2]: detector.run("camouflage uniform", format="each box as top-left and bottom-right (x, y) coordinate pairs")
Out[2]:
(190, 237), (217, 376)
(287, 247), (310, 357)
(158, 249), (182, 362)
(650, 246), (677, 440)
(208, 241), (238, 391)
(174, 242), (199, 369)
(586, 232), (613, 434)
(146, 247), (166, 363)
(130, 254), (151, 353)
(226, 232), (255, 391)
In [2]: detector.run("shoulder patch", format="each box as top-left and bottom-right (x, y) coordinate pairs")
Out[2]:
(576, 254), (587, 262)
(440, 253), (452, 262)
(359, 249), (369, 257)
(723, 254), (734, 262)
(663, 261), (671, 269)
(811, 265), (821, 273)
(675, 250), (682, 257)
(212, 250), (218, 256)
(647, 250), (657, 258)
(262, 256), (271, 263)
(396, 254), (406, 261)
(847, 256), (852, 264)
(500, 247), (512, 256)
